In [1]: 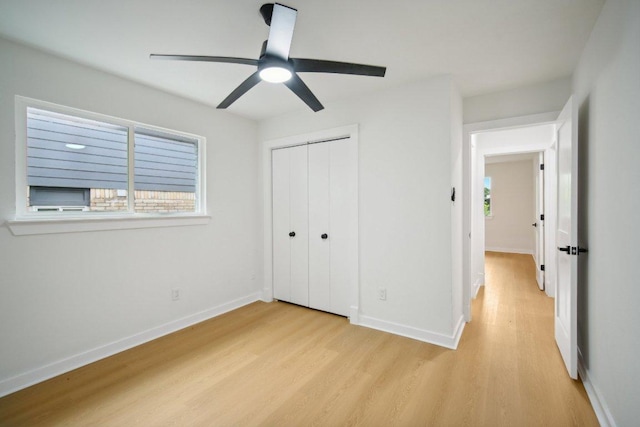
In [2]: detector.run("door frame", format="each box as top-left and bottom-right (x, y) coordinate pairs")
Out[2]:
(463, 112), (559, 321)
(261, 124), (360, 322)
(535, 152), (545, 290)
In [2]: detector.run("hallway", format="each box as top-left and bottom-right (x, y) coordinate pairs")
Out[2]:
(463, 251), (597, 425)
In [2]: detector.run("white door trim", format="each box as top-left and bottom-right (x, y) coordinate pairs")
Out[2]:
(261, 125), (360, 322)
(463, 112), (559, 321)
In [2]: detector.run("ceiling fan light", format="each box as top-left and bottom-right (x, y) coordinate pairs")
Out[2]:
(259, 66), (292, 83)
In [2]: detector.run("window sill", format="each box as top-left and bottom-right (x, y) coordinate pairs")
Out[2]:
(5, 214), (211, 236)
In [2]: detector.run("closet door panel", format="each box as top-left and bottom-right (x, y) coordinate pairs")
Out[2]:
(272, 148), (291, 302)
(308, 142), (331, 312)
(329, 138), (357, 316)
(289, 145), (309, 307)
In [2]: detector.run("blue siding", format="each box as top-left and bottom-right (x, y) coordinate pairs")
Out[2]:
(134, 131), (197, 192)
(27, 109), (197, 193)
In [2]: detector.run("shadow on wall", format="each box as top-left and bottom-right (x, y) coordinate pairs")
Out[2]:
(577, 95), (591, 367)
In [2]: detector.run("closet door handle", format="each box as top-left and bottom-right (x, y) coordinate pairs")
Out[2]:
(289, 231), (296, 237)
(321, 233), (328, 239)
(558, 245), (570, 253)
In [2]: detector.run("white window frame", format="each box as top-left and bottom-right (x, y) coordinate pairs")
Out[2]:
(8, 96), (209, 236)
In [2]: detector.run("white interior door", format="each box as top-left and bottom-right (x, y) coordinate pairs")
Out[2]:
(308, 138), (355, 317)
(535, 152), (545, 290)
(289, 145), (309, 306)
(555, 96), (578, 379)
(272, 138), (356, 317)
(272, 145), (309, 306)
(272, 148), (291, 302)
(308, 142), (331, 312)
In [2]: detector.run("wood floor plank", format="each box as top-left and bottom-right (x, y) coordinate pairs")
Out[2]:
(0, 252), (599, 426)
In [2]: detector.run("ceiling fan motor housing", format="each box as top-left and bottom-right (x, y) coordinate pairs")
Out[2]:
(258, 56), (291, 71)
(260, 4), (275, 26)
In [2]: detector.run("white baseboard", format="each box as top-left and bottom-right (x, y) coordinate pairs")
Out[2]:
(358, 314), (465, 350)
(485, 246), (534, 255)
(0, 292), (262, 398)
(578, 349), (617, 427)
(472, 277), (483, 298)
(451, 315), (466, 349)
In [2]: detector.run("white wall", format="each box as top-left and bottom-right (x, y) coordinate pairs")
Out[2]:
(0, 38), (261, 395)
(571, 0), (640, 425)
(260, 76), (464, 346)
(484, 160), (535, 254)
(464, 77), (571, 124)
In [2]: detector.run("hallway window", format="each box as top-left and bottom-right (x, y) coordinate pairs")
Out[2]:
(484, 177), (492, 217)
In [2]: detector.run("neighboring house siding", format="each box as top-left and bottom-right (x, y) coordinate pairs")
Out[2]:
(134, 132), (197, 193)
(27, 110), (197, 193)
(27, 110), (128, 190)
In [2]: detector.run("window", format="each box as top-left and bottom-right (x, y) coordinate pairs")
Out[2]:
(484, 176), (492, 217)
(13, 97), (207, 231)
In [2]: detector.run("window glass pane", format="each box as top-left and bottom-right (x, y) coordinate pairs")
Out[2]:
(134, 128), (198, 213)
(484, 176), (492, 216)
(27, 108), (128, 212)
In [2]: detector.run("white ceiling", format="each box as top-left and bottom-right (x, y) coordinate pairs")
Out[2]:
(0, 0), (603, 121)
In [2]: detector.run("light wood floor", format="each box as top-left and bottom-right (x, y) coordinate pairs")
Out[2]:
(0, 252), (598, 426)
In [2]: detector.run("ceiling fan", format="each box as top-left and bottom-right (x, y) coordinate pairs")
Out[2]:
(150, 3), (386, 112)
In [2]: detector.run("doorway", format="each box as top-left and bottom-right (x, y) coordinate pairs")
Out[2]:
(463, 113), (559, 322)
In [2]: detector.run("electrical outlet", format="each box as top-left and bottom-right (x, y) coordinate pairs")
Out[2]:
(171, 288), (180, 301)
(378, 287), (387, 301)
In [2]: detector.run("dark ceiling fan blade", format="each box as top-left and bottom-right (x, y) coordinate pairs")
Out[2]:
(217, 72), (262, 109)
(150, 54), (258, 66)
(265, 3), (297, 60)
(291, 58), (386, 77)
(284, 73), (324, 112)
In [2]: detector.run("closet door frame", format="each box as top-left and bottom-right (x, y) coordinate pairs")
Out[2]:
(261, 124), (360, 323)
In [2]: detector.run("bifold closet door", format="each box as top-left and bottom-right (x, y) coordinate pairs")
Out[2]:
(308, 142), (331, 312)
(272, 145), (309, 306)
(308, 139), (355, 316)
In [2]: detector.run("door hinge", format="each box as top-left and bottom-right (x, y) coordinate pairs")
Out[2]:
(540, 164), (545, 170)
(541, 264), (545, 271)
(540, 214), (545, 221)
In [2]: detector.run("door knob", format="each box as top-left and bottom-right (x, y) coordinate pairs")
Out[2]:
(289, 231), (296, 237)
(532, 222), (537, 227)
(558, 245), (570, 253)
(321, 233), (328, 239)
